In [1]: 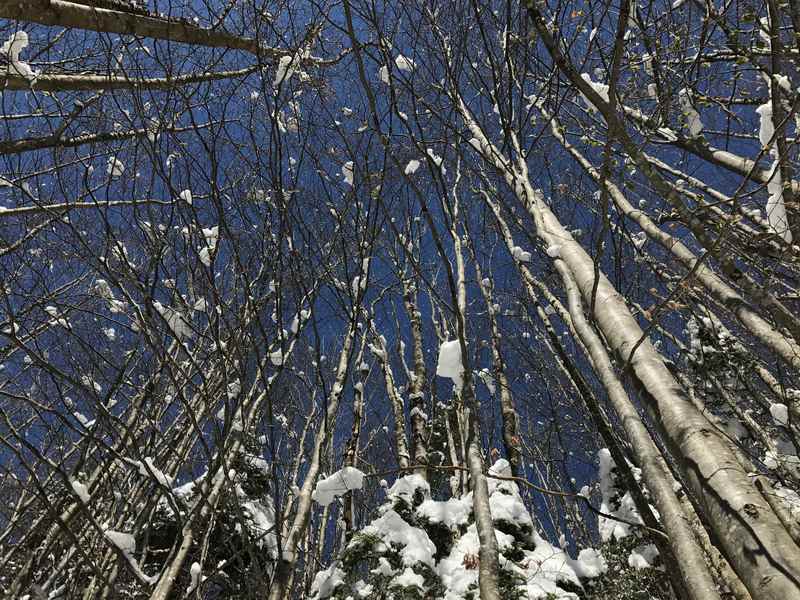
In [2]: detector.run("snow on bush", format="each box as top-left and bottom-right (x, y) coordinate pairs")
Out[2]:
(597, 449), (647, 541)
(310, 459), (605, 600)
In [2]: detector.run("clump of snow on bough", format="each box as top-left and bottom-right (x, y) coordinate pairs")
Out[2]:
(312, 466), (365, 507)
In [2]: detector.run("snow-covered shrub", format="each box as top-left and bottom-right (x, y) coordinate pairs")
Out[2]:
(145, 442), (276, 596)
(581, 535), (673, 600)
(586, 450), (673, 600)
(310, 460), (605, 600)
(684, 315), (800, 480)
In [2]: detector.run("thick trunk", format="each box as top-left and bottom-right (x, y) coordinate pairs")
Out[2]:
(556, 265), (720, 600)
(478, 184), (706, 597)
(1, 66), (257, 91)
(536, 195), (800, 600)
(544, 112), (800, 370)
(1, 0), (266, 56)
(462, 96), (800, 599)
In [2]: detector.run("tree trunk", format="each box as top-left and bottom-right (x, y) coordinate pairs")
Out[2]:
(461, 97), (800, 600)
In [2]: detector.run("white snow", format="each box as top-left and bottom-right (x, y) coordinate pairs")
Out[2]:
(342, 161), (354, 186)
(202, 226), (219, 251)
(104, 527), (156, 583)
(153, 301), (193, 340)
(310, 564), (347, 598)
(392, 567), (425, 590)
(490, 487), (534, 529)
(546, 244), (561, 258)
(437, 527), (490, 595)
(770, 403), (789, 426)
(758, 97), (793, 243)
(579, 73), (609, 113)
(371, 556), (395, 577)
(517, 532), (584, 597)
(571, 548), (608, 578)
(404, 159), (421, 175)
(179, 189), (193, 204)
(362, 509), (437, 567)
(418, 496), (471, 528)
(426, 149), (445, 172)
(766, 162), (793, 243)
(628, 543), (659, 569)
(107, 157), (125, 178)
(71, 479), (90, 503)
(133, 457), (173, 487)
(436, 340), (464, 392)
(186, 562), (202, 594)
(394, 54), (416, 72)
(274, 54), (297, 86)
(678, 89), (703, 138)
(353, 580), (373, 598)
(378, 65), (390, 84)
(314, 458), (601, 600)
(105, 529), (136, 554)
(241, 499), (277, 553)
(312, 467), (365, 506)
(511, 245), (532, 262)
(478, 368), (496, 395)
(387, 473), (430, 504)
(757, 101), (775, 148)
(198, 247), (212, 267)
(435, 465), (586, 600)
(269, 348), (284, 366)
(1, 31), (38, 80)
(774, 74), (791, 93)
(486, 459), (524, 498)
(597, 449), (643, 541)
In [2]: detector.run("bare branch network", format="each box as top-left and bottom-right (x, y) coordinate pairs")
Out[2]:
(0, 1), (799, 599)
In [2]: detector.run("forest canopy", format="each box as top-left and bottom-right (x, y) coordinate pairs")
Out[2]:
(1, 0), (800, 599)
